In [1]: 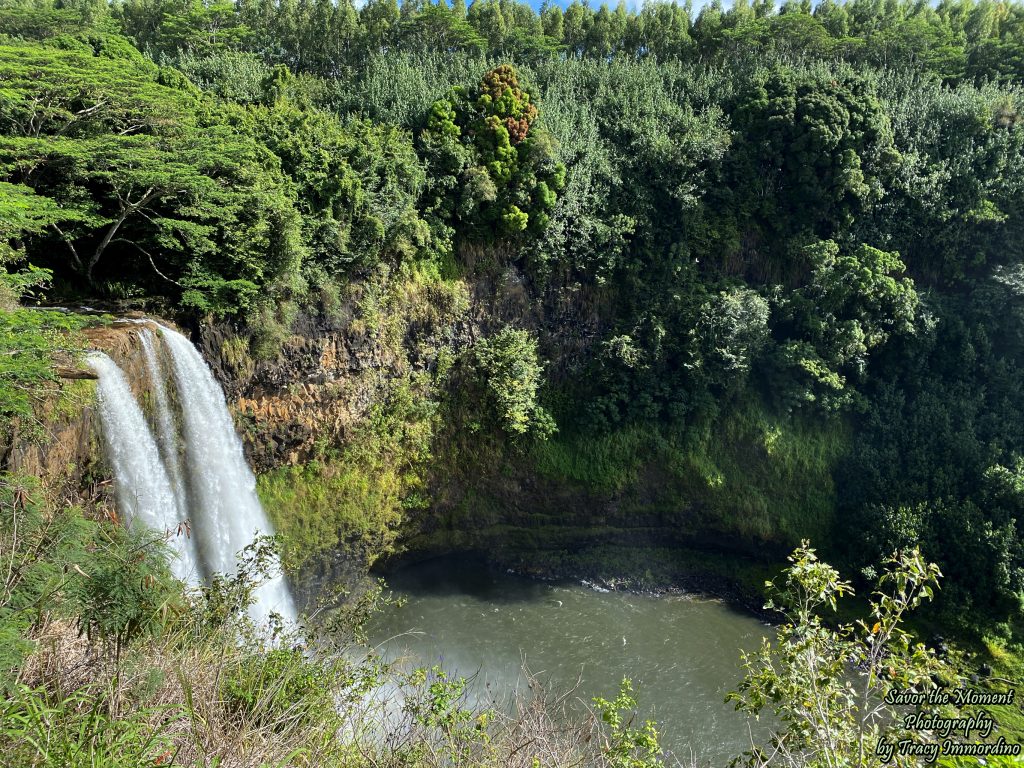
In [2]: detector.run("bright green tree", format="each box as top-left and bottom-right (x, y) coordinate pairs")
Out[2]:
(729, 542), (952, 768)
(472, 326), (556, 439)
(420, 64), (565, 242)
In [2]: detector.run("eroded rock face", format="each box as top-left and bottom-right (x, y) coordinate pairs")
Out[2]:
(200, 322), (403, 471)
(2, 318), (167, 503)
(197, 295), (479, 473)
(3, 395), (100, 503)
(1, 312), (352, 488)
(189, 263), (606, 477)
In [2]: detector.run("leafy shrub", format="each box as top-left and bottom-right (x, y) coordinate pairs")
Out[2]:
(421, 64), (565, 242)
(0, 474), (94, 690)
(729, 542), (949, 768)
(472, 326), (556, 439)
(592, 679), (663, 768)
(70, 524), (183, 664)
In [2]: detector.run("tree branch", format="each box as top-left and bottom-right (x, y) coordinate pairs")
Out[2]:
(53, 100), (109, 137)
(111, 238), (183, 288)
(87, 210), (130, 283)
(87, 186), (159, 283)
(50, 223), (83, 273)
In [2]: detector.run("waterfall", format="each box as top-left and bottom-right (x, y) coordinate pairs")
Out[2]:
(155, 324), (297, 626)
(87, 352), (202, 584)
(137, 329), (187, 515)
(88, 326), (297, 627)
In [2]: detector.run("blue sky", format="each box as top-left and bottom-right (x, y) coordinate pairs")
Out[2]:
(522, 0), (644, 10)
(488, 0), (720, 15)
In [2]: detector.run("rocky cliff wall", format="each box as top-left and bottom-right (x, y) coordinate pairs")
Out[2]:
(2, 318), (169, 504)
(3, 261), (834, 598)
(195, 261), (602, 474)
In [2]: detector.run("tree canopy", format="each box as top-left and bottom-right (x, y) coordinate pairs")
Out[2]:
(4, 0), (1024, 637)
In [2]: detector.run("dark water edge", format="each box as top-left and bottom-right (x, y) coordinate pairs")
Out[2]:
(380, 543), (787, 619)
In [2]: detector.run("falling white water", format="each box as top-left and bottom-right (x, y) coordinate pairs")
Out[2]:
(87, 352), (202, 584)
(137, 329), (187, 515)
(156, 324), (297, 626)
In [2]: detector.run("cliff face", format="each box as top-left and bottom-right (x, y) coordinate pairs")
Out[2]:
(179, 263), (796, 585)
(175, 262), (666, 584)
(199, 314), (435, 472)
(187, 263), (826, 582)
(3, 262), (837, 595)
(197, 262), (599, 474)
(2, 320), (163, 504)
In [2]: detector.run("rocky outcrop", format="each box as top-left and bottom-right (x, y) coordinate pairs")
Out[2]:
(2, 317), (175, 503)
(195, 274), (483, 471)
(189, 261), (608, 475)
(200, 322), (406, 471)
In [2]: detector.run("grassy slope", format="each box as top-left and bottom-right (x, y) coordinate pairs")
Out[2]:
(527, 393), (849, 546)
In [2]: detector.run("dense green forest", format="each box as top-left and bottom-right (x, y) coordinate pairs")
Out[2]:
(6, 0), (1024, 762)
(5, 0), (1024, 660)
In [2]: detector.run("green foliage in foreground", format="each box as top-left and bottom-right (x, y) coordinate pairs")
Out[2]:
(1, 452), (677, 768)
(592, 679), (663, 768)
(2, 683), (177, 768)
(731, 543), (955, 768)
(220, 645), (338, 731)
(3, 501), (1017, 768)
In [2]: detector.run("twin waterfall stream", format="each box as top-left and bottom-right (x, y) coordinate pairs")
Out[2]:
(87, 322), (297, 626)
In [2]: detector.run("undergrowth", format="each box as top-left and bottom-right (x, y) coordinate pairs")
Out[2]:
(529, 394), (849, 546)
(1, 469), (676, 768)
